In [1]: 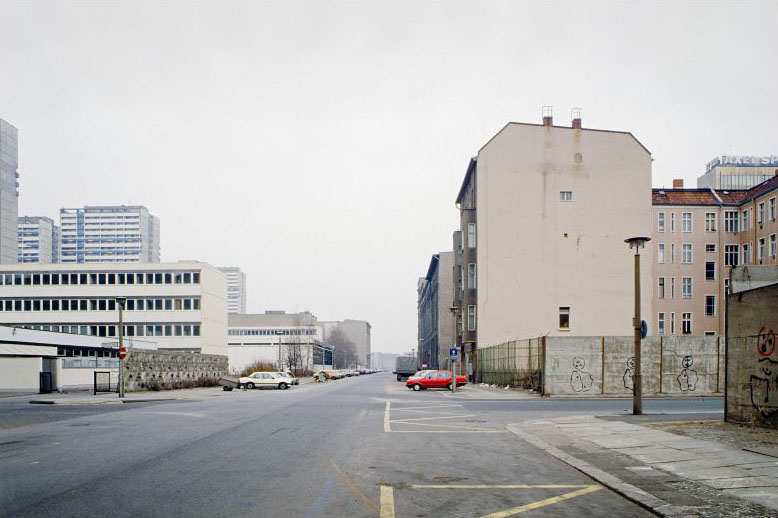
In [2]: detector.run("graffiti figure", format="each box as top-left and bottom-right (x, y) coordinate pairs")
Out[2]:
(623, 357), (635, 391)
(570, 357), (593, 392)
(677, 355), (698, 392)
(750, 327), (778, 421)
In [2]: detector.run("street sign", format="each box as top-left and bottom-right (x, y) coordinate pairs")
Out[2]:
(449, 347), (458, 360)
(640, 320), (648, 339)
(119, 347), (127, 359)
(421, 362), (428, 369)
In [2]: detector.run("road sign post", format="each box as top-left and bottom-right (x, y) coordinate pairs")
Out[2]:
(449, 347), (458, 393)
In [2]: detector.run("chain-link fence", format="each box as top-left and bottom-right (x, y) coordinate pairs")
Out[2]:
(477, 338), (543, 390)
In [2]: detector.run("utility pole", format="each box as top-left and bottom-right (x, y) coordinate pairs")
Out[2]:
(116, 297), (127, 398)
(625, 237), (650, 415)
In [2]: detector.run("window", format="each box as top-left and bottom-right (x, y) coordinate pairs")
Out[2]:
(742, 243), (751, 264)
(559, 307), (570, 329)
(770, 197), (776, 221)
(657, 212), (665, 232)
(671, 213), (676, 232)
(758, 202), (765, 225)
(682, 243), (692, 263)
(705, 212), (716, 232)
(771, 234), (776, 258)
(658, 313), (665, 334)
(705, 262), (716, 280)
(467, 223), (476, 249)
(682, 313), (692, 335)
(725, 211), (738, 232)
(682, 212), (692, 232)
(657, 244), (665, 263)
(467, 305), (476, 331)
(671, 278), (675, 298)
(670, 312), (675, 334)
(705, 296), (716, 316)
(459, 266), (464, 292)
(742, 210), (749, 232)
(560, 191), (573, 201)
(705, 243), (716, 253)
(725, 245), (739, 266)
(467, 263), (476, 289)
(671, 244), (676, 263)
(758, 238), (766, 262)
(682, 277), (692, 298)
(658, 277), (665, 298)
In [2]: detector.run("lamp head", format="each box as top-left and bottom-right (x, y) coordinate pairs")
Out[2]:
(624, 236), (651, 251)
(115, 296), (127, 308)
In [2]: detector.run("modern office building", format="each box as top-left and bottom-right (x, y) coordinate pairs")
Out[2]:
(18, 216), (59, 264)
(0, 119), (20, 264)
(368, 351), (398, 371)
(59, 205), (160, 263)
(319, 318), (372, 368)
(227, 311), (332, 373)
(217, 266), (246, 313)
(453, 112), (653, 379)
(652, 174), (778, 337)
(417, 252), (454, 370)
(697, 155), (778, 190)
(0, 261), (228, 355)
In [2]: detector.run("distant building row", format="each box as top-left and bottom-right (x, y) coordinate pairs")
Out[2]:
(417, 109), (777, 380)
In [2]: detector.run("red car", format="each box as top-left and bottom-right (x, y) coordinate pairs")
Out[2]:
(405, 370), (467, 391)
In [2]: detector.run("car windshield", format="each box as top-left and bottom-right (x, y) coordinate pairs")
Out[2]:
(413, 370), (430, 377)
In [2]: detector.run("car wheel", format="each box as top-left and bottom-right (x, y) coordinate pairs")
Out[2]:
(222, 386), (233, 391)
(412, 383), (421, 391)
(245, 382), (255, 389)
(397, 375), (402, 382)
(447, 383), (453, 391)
(278, 382), (288, 390)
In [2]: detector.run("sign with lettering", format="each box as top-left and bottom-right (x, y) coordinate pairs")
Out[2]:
(707, 155), (778, 171)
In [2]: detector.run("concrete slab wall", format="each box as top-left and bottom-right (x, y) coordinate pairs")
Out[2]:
(726, 283), (778, 428)
(124, 349), (228, 391)
(480, 335), (722, 396)
(0, 356), (42, 392)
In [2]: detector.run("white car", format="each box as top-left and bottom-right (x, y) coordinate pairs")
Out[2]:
(239, 371), (293, 390)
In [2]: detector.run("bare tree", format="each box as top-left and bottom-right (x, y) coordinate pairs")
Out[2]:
(282, 313), (314, 374)
(328, 328), (357, 369)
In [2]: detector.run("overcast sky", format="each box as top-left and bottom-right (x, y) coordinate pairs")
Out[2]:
(1, 1), (776, 354)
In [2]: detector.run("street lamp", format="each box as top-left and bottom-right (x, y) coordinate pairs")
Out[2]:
(115, 296), (127, 398)
(624, 236), (650, 415)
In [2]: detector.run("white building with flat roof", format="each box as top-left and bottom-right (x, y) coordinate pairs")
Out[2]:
(59, 205), (160, 263)
(228, 311), (332, 373)
(18, 216), (58, 264)
(0, 261), (227, 355)
(217, 266), (246, 313)
(0, 119), (20, 264)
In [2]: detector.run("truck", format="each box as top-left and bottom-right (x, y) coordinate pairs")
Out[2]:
(394, 355), (419, 382)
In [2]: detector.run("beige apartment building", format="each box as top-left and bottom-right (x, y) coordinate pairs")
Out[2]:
(652, 175), (778, 337)
(459, 114), (653, 357)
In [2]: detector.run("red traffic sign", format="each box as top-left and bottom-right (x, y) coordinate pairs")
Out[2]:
(119, 347), (127, 359)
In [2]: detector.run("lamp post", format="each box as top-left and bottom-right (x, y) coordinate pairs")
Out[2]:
(624, 236), (650, 415)
(276, 330), (284, 370)
(115, 296), (127, 398)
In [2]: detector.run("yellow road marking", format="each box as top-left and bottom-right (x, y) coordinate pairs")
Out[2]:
(390, 414), (475, 423)
(411, 484), (593, 489)
(379, 485), (395, 518)
(479, 485), (602, 518)
(384, 401), (391, 432)
(324, 455), (379, 515)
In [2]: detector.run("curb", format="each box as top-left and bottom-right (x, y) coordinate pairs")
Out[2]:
(29, 398), (178, 406)
(507, 423), (685, 518)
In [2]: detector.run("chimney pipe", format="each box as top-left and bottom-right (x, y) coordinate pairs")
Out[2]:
(571, 108), (582, 129)
(673, 179), (684, 188)
(542, 106), (553, 127)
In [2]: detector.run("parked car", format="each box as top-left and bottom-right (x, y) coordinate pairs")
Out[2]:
(273, 372), (299, 385)
(405, 370), (467, 391)
(239, 371), (294, 390)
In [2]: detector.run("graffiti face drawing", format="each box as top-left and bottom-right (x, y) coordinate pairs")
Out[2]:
(623, 356), (635, 391)
(570, 356), (593, 392)
(751, 327), (778, 421)
(677, 355), (698, 392)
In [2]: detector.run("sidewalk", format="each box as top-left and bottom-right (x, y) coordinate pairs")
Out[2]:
(509, 415), (778, 517)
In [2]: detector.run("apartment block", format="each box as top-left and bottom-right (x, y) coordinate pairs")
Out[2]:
(59, 205), (160, 263)
(453, 113), (653, 379)
(0, 119), (19, 264)
(417, 252), (454, 370)
(0, 261), (228, 355)
(18, 216), (59, 264)
(652, 175), (778, 337)
(217, 266), (247, 313)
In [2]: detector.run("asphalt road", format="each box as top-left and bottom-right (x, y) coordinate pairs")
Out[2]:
(0, 373), (723, 517)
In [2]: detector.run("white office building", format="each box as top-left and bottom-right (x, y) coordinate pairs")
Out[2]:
(0, 119), (20, 264)
(18, 216), (59, 264)
(0, 261), (228, 355)
(218, 266), (247, 313)
(228, 311), (333, 373)
(59, 205), (160, 263)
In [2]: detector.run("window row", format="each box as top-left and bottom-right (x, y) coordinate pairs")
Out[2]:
(14, 323), (201, 338)
(0, 297), (201, 312)
(658, 199), (777, 234)
(657, 312), (695, 335)
(0, 270), (200, 286)
(724, 236), (777, 266)
(657, 243), (694, 264)
(228, 328), (317, 336)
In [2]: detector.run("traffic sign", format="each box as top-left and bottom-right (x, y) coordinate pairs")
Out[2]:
(119, 347), (127, 359)
(449, 347), (458, 360)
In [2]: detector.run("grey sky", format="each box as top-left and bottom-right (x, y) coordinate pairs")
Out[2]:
(1, 1), (776, 354)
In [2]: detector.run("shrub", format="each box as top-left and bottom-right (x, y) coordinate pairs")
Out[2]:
(240, 361), (278, 376)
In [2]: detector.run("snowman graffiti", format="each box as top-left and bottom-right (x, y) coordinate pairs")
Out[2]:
(677, 355), (698, 392)
(570, 356), (593, 392)
(623, 357), (635, 391)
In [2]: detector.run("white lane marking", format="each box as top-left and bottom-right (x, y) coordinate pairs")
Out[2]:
(384, 401), (391, 433)
(390, 414), (476, 423)
(379, 485), (395, 518)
